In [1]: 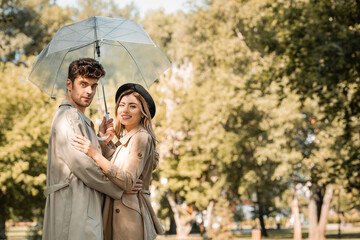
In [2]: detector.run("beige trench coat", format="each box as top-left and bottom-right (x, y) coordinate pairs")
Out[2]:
(101, 126), (164, 240)
(42, 100), (124, 240)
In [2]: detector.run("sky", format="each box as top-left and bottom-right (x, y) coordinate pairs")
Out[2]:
(57, 0), (188, 17)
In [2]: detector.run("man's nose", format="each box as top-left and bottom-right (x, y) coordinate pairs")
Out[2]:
(86, 86), (93, 94)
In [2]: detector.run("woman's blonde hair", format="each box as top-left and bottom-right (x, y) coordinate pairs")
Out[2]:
(115, 89), (159, 169)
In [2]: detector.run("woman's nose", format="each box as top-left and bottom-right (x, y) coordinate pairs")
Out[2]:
(122, 105), (129, 112)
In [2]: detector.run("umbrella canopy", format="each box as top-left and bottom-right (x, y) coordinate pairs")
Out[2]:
(28, 16), (171, 100)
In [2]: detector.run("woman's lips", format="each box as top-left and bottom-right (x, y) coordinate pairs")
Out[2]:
(121, 115), (131, 119)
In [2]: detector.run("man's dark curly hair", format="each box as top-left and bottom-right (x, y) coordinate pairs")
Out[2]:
(68, 58), (106, 82)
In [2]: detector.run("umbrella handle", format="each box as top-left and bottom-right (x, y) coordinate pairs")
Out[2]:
(96, 113), (110, 141)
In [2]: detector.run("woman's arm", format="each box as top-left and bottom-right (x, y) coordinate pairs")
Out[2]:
(71, 135), (147, 192)
(104, 131), (151, 190)
(72, 135), (112, 172)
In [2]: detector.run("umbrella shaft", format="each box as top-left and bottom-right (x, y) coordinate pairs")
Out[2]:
(96, 40), (100, 57)
(101, 77), (108, 115)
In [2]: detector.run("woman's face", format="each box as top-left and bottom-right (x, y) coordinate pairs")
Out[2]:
(117, 93), (143, 132)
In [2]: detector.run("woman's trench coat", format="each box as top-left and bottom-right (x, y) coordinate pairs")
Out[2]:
(101, 126), (164, 240)
(42, 100), (124, 240)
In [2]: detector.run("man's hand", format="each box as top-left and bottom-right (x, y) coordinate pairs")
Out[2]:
(125, 179), (143, 194)
(98, 116), (115, 144)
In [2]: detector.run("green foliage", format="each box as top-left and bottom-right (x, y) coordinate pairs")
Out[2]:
(75, 0), (140, 21)
(206, 197), (234, 240)
(0, 0), (72, 64)
(242, 0), (360, 204)
(149, 0), (294, 234)
(0, 61), (58, 224)
(1, 0), (359, 238)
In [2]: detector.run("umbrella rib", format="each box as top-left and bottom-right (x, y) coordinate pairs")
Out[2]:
(49, 48), (71, 98)
(51, 26), (95, 52)
(49, 28), (95, 54)
(53, 25), (95, 41)
(101, 21), (151, 41)
(62, 25), (95, 42)
(101, 19), (127, 39)
(116, 41), (148, 88)
(110, 30), (149, 42)
(28, 78), (52, 97)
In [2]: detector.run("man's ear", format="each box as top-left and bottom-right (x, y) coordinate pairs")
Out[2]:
(66, 79), (72, 92)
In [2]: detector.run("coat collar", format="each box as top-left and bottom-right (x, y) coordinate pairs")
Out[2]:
(119, 125), (145, 145)
(60, 100), (93, 129)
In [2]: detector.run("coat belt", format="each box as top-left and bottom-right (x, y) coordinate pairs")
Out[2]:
(44, 179), (70, 196)
(137, 190), (164, 236)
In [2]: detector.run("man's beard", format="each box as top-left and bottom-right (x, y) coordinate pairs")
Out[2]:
(74, 95), (92, 108)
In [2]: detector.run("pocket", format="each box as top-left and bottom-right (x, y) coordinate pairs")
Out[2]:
(87, 191), (100, 220)
(85, 193), (102, 239)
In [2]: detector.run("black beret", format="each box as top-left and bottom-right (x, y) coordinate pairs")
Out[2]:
(115, 83), (156, 118)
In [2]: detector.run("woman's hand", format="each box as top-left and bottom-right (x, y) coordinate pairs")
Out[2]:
(125, 179), (143, 194)
(71, 135), (98, 158)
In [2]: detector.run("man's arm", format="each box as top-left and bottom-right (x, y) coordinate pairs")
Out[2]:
(55, 109), (123, 199)
(71, 132), (150, 192)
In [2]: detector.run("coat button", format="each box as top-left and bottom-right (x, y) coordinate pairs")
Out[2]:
(115, 209), (120, 213)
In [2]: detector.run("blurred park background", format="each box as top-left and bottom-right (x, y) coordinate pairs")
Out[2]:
(1, 0), (360, 239)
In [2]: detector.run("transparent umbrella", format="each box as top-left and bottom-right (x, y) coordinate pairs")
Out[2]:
(28, 16), (171, 119)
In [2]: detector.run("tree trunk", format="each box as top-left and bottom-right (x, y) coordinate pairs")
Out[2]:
(317, 185), (333, 240)
(0, 218), (5, 240)
(308, 184), (333, 240)
(166, 192), (193, 238)
(206, 200), (215, 231)
(166, 192), (183, 235)
(258, 201), (268, 237)
(0, 193), (7, 240)
(169, 217), (177, 235)
(308, 187), (320, 240)
(292, 182), (302, 240)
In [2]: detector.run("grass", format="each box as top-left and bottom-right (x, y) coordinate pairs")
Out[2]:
(6, 225), (360, 240)
(231, 227), (360, 240)
(157, 226), (360, 240)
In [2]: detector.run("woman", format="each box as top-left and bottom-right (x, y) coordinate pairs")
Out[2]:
(72, 83), (164, 240)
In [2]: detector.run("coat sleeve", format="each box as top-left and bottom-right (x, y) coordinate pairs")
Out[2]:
(99, 140), (116, 160)
(55, 108), (123, 199)
(103, 131), (151, 191)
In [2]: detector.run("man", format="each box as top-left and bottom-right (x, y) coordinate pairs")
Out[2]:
(42, 58), (130, 240)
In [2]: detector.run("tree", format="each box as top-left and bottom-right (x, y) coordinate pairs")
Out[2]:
(0, 61), (58, 238)
(0, 1), (72, 237)
(0, 0), (72, 64)
(235, 1), (360, 238)
(75, 0), (140, 21)
(146, 0), (292, 237)
(243, 0), (360, 208)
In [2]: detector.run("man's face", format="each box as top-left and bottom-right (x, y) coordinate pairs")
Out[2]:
(66, 76), (98, 112)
